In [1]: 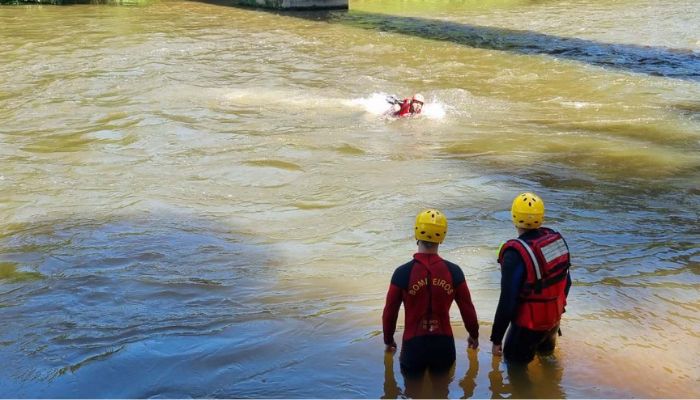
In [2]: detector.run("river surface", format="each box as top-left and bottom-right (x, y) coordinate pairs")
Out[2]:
(1, 0), (699, 397)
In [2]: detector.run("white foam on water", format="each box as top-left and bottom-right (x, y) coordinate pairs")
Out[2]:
(422, 97), (447, 119)
(221, 88), (346, 109)
(219, 89), (451, 120)
(345, 92), (396, 115)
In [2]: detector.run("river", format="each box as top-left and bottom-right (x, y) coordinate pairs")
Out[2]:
(0, 0), (699, 397)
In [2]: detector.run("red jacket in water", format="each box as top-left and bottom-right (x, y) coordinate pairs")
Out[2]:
(382, 253), (479, 345)
(394, 99), (421, 117)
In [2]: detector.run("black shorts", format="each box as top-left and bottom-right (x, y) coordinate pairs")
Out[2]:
(399, 335), (456, 378)
(503, 324), (559, 364)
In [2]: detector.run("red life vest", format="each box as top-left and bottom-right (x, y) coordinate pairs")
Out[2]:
(395, 99), (413, 117)
(498, 228), (570, 331)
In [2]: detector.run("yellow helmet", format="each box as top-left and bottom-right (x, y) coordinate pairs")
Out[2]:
(511, 192), (544, 229)
(415, 209), (447, 244)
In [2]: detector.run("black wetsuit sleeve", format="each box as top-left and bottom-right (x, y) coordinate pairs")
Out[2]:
(445, 261), (466, 287)
(390, 261), (413, 289)
(490, 249), (525, 345)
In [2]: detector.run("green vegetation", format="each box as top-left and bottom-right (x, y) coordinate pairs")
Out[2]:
(0, 0), (148, 4)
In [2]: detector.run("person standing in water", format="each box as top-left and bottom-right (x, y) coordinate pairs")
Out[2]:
(491, 192), (572, 364)
(388, 93), (425, 117)
(383, 209), (479, 387)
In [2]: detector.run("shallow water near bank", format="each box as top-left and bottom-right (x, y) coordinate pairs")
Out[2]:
(1, 0), (699, 397)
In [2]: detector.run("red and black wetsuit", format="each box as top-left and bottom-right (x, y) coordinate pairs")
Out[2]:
(383, 253), (479, 377)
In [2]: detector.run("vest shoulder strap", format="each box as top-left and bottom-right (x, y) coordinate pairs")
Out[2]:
(514, 238), (543, 282)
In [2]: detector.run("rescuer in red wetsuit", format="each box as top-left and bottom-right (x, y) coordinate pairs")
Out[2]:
(382, 209), (479, 382)
(491, 192), (572, 364)
(389, 93), (425, 117)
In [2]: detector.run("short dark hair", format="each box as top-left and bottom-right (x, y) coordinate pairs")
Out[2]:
(417, 240), (438, 249)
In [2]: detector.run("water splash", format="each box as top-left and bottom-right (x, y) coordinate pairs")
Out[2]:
(222, 89), (448, 119)
(345, 93), (394, 115)
(422, 97), (447, 119)
(345, 92), (447, 120)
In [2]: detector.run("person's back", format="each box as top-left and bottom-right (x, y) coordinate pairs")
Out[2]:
(383, 209), (478, 386)
(491, 192), (572, 364)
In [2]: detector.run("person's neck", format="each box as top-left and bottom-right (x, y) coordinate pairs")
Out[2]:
(517, 227), (536, 236)
(417, 242), (439, 254)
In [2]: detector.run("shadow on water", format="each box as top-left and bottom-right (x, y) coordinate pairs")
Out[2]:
(194, 1), (700, 82)
(0, 210), (416, 398)
(0, 210), (284, 397)
(313, 10), (700, 82)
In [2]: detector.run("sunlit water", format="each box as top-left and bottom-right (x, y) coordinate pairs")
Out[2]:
(0, 0), (699, 397)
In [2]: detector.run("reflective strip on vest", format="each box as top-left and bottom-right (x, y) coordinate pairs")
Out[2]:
(540, 238), (568, 264)
(515, 238), (542, 281)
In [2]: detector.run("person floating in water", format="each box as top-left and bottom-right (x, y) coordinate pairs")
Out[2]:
(491, 192), (572, 364)
(383, 209), (479, 394)
(386, 93), (424, 117)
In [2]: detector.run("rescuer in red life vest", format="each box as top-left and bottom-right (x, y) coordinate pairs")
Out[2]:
(383, 209), (479, 386)
(388, 93), (425, 117)
(491, 192), (572, 364)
